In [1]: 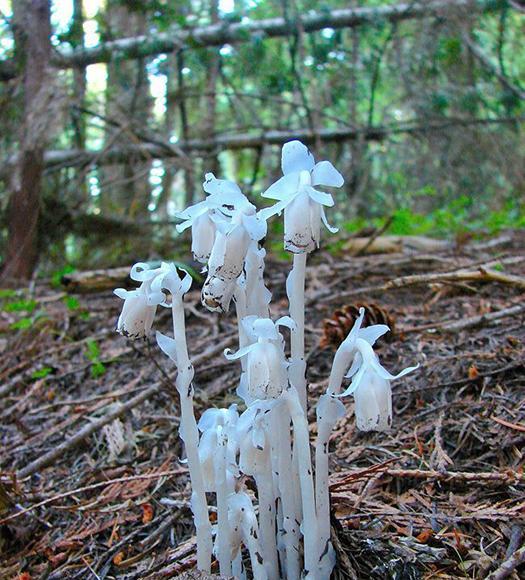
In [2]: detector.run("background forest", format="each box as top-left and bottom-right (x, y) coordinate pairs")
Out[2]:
(0, 0), (523, 281)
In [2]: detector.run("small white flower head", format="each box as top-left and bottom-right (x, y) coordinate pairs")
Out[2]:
(201, 192), (267, 313)
(114, 262), (165, 339)
(337, 314), (419, 431)
(197, 405), (239, 492)
(176, 173), (250, 263)
(236, 398), (279, 475)
(150, 263), (193, 364)
(243, 244), (272, 318)
(261, 140), (344, 253)
(225, 317), (295, 401)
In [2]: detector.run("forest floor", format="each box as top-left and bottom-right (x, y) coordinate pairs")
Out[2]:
(0, 231), (524, 580)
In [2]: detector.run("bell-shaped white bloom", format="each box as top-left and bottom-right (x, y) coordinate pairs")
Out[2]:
(242, 243), (272, 318)
(114, 262), (165, 339)
(225, 317), (294, 400)
(339, 337), (418, 432)
(176, 173), (250, 263)
(150, 263), (193, 364)
(197, 405), (239, 492)
(261, 140), (344, 253)
(236, 398), (279, 475)
(202, 200), (267, 314)
(150, 261), (193, 305)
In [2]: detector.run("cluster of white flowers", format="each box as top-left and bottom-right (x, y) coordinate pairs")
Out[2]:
(114, 141), (417, 579)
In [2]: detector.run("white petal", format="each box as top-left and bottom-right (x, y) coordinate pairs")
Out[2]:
(130, 262), (155, 282)
(224, 344), (256, 361)
(262, 173), (300, 201)
(253, 318), (279, 340)
(311, 161), (344, 188)
(358, 324), (390, 346)
(320, 206), (338, 233)
(180, 270), (193, 294)
(370, 360), (419, 381)
(275, 315), (296, 332)
(156, 331), (178, 363)
(198, 408), (225, 432)
(339, 363), (367, 397)
(146, 291), (166, 306)
(242, 213), (267, 241)
(307, 187), (334, 207)
(114, 288), (129, 300)
(203, 172), (242, 197)
(281, 140), (315, 175)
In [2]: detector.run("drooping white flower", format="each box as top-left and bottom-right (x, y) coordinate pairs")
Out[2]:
(261, 140), (344, 253)
(236, 398), (279, 475)
(151, 263), (193, 364)
(225, 317), (294, 400)
(202, 195), (267, 313)
(197, 405), (239, 492)
(114, 262), (165, 339)
(339, 333), (418, 432)
(176, 173), (249, 263)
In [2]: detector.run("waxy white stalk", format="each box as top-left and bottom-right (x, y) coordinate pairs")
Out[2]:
(284, 387), (319, 579)
(269, 407), (301, 580)
(154, 266), (213, 571)
(230, 492), (269, 580)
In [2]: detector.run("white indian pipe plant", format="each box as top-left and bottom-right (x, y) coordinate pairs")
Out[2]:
(114, 143), (418, 579)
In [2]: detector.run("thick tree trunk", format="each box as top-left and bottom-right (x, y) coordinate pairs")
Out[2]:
(3, 0), (52, 280)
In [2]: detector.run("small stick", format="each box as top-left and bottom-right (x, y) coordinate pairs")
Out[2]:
(487, 544), (525, 580)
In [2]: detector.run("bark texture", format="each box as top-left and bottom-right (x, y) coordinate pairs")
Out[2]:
(3, 0), (53, 280)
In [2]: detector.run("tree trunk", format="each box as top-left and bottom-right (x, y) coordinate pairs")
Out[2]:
(101, 0), (152, 217)
(3, 0), (52, 280)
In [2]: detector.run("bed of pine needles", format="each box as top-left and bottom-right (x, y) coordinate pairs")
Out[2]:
(0, 231), (524, 580)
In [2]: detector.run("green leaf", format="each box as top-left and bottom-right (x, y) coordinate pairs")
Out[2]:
(90, 361), (106, 379)
(86, 339), (101, 361)
(32, 367), (53, 379)
(51, 265), (75, 288)
(10, 318), (33, 330)
(4, 299), (37, 313)
(0, 289), (17, 299)
(64, 296), (81, 311)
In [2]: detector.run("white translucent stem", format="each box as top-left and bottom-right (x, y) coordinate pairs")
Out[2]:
(315, 344), (355, 569)
(232, 552), (245, 580)
(240, 499), (269, 580)
(315, 420), (332, 562)
(215, 429), (233, 577)
(288, 252), (308, 411)
(271, 407), (301, 580)
(234, 284), (248, 373)
(254, 448), (280, 580)
(171, 299), (212, 572)
(285, 388), (319, 579)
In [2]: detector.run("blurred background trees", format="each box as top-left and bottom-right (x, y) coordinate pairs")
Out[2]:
(0, 0), (523, 280)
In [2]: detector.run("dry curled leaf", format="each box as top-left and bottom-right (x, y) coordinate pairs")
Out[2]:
(141, 502), (154, 524)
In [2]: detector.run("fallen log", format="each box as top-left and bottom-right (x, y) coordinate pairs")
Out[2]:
(61, 266), (131, 293)
(341, 235), (452, 255)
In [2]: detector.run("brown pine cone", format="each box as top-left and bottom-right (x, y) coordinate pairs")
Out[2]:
(320, 303), (395, 349)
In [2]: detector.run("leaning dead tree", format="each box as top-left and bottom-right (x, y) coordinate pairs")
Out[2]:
(32, 116), (523, 173)
(0, 0), (508, 80)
